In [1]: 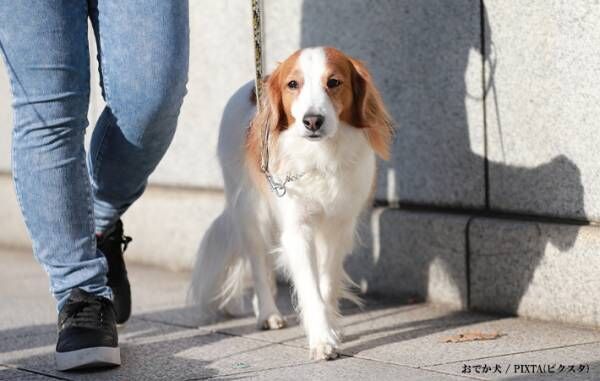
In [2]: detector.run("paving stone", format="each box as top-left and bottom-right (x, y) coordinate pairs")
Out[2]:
(215, 356), (467, 381)
(2, 319), (360, 381)
(207, 300), (600, 369)
(208, 303), (481, 358)
(0, 316), (190, 365)
(0, 366), (19, 380)
(469, 218), (600, 327)
(484, 0), (600, 220)
(204, 299), (389, 348)
(0, 366), (52, 381)
(204, 295), (600, 369)
(339, 314), (600, 368)
(346, 209), (469, 309)
(429, 342), (600, 380)
(0, 329), (55, 363)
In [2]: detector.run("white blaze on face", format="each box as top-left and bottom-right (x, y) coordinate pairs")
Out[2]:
(290, 47), (339, 139)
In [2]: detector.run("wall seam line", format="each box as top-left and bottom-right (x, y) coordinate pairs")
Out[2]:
(480, 0), (490, 211)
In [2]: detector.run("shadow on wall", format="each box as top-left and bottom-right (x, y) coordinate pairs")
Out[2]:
(300, 1), (584, 311)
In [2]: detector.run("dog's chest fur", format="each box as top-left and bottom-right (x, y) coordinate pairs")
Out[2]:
(272, 125), (376, 220)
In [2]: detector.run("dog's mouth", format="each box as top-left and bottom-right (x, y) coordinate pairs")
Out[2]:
(305, 133), (324, 141)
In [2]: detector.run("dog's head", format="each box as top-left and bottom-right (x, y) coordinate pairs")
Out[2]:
(254, 47), (393, 160)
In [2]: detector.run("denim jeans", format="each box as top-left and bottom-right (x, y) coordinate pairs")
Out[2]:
(0, 1), (189, 311)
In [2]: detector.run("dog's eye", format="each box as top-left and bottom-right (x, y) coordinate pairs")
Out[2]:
(287, 80), (298, 89)
(327, 78), (341, 89)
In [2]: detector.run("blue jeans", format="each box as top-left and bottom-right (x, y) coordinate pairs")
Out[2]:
(0, 1), (189, 311)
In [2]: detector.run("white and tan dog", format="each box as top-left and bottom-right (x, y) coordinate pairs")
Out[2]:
(189, 46), (392, 360)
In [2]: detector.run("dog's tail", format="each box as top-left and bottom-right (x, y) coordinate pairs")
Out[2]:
(187, 211), (249, 322)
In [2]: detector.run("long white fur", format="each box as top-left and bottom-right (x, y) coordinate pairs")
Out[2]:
(189, 48), (376, 360)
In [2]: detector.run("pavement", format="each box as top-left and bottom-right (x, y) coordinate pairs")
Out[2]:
(2, 249), (600, 381)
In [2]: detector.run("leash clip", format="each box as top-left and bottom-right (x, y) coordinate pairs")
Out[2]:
(265, 171), (304, 198)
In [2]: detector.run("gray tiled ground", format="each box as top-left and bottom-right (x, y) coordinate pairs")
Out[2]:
(0, 366), (50, 381)
(2, 320), (314, 380)
(3, 248), (600, 380)
(429, 342), (600, 380)
(214, 358), (468, 381)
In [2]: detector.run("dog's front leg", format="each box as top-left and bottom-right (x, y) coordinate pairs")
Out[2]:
(317, 221), (354, 320)
(280, 214), (339, 360)
(246, 245), (285, 330)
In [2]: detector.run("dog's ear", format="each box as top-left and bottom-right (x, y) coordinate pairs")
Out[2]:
(253, 66), (286, 135)
(350, 57), (394, 160)
(247, 67), (286, 181)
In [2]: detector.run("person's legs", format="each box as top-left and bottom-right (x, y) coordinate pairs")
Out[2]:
(88, 0), (189, 234)
(0, 1), (112, 311)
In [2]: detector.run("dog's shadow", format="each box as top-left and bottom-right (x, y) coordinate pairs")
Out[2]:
(299, 1), (585, 315)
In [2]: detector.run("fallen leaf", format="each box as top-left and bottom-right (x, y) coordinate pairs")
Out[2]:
(443, 331), (504, 343)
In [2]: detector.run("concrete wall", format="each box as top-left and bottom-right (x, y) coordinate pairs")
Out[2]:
(1, 1), (600, 325)
(485, 0), (600, 220)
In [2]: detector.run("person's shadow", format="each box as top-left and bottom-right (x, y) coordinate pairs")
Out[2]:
(300, 1), (584, 315)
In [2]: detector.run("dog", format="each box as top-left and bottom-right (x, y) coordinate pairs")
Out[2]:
(189, 46), (392, 360)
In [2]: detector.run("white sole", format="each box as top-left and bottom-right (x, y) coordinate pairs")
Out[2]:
(55, 346), (120, 371)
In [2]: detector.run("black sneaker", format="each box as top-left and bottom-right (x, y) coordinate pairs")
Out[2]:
(97, 220), (132, 324)
(55, 288), (120, 371)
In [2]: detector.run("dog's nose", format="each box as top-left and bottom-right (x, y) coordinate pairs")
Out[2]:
(303, 114), (325, 132)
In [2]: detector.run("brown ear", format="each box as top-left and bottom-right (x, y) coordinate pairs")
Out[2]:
(350, 58), (394, 160)
(254, 67), (286, 134)
(246, 67), (285, 184)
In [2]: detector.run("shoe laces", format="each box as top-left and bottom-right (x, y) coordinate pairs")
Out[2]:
(59, 297), (112, 330)
(101, 231), (132, 253)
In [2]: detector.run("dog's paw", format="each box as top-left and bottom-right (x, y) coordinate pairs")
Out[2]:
(310, 342), (339, 361)
(258, 314), (286, 330)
